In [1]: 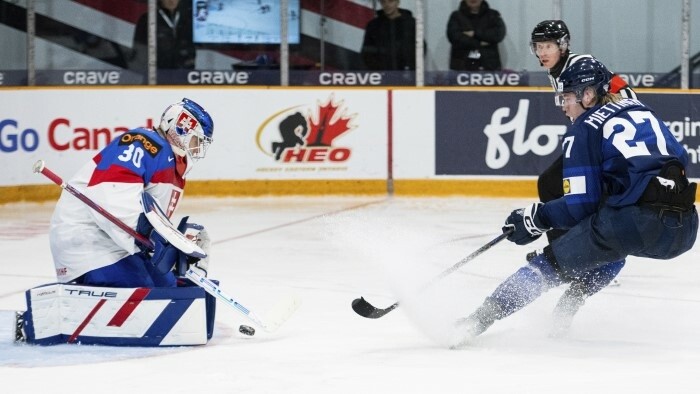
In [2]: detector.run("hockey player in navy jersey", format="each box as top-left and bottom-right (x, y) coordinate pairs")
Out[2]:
(49, 98), (214, 288)
(528, 20), (637, 333)
(452, 59), (698, 345)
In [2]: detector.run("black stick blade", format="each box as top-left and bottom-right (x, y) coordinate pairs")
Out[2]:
(351, 232), (510, 322)
(351, 297), (399, 319)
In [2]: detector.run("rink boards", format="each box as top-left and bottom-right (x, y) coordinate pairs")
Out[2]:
(1, 87), (699, 202)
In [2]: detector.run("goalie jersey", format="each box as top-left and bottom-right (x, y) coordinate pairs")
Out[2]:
(539, 98), (690, 229)
(50, 128), (188, 283)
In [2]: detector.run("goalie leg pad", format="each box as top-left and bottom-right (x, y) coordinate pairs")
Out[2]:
(22, 282), (216, 346)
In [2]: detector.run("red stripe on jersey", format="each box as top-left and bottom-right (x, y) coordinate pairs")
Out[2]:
(107, 288), (151, 327)
(609, 74), (630, 94)
(302, 0), (375, 29)
(88, 164), (143, 186)
(68, 299), (106, 343)
(72, 0), (146, 24)
(176, 154), (188, 179)
(151, 167), (185, 189)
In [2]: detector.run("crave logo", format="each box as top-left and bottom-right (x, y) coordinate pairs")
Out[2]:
(256, 96), (356, 167)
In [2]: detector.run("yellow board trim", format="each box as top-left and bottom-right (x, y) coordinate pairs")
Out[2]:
(1, 179), (539, 204)
(186, 180), (388, 196)
(393, 179), (537, 197)
(4, 179), (699, 204)
(0, 185), (61, 204)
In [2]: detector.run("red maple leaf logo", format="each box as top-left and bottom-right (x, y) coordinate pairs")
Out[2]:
(306, 99), (352, 147)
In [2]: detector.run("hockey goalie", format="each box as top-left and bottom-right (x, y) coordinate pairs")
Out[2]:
(17, 98), (217, 346)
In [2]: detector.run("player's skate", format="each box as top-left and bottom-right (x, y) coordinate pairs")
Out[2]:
(526, 250), (539, 262)
(14, 311), (26, 343)
(449, 299), (502, 348)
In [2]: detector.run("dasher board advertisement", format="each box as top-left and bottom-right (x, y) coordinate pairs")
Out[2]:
(0, 89), (388, 186)
(434, 91), (700, 177)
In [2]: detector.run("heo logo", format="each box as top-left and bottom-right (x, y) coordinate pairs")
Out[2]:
(483, 99), (566, 169)
(257, 95), (356, 164)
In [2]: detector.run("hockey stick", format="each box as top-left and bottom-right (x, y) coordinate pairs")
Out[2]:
(33, 160), (154, 249)
(186, 268), (301, 333)
(140, 192), (206, 257)
(33, 160), (203, 255)
(351, 229), (513, 319)
(33, 159), (299, 332)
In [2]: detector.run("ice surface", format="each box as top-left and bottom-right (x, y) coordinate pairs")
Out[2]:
(1, 197), (699, 393)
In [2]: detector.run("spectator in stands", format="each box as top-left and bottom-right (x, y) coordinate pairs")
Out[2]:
(446, 0), (506, 71)
(132, 0), (196, 71)
(361, 0), (417, 71)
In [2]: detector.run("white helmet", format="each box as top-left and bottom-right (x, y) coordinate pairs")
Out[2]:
(159, 98), (214, 160)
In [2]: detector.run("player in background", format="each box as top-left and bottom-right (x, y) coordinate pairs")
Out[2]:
(530, 20), (637, 332)
(451, 59), (697, 346)
(49, 98), (214, 288)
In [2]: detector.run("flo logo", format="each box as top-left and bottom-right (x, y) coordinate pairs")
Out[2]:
(257, 96), (355, 163)
(483, 99), (566, 169)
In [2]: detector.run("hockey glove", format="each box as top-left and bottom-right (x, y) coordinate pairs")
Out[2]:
(135, 212), (155, 253)
(503, 203), (551, 245)
(177, 216), (211, 277)
(150, 230), (187, 275)
(137, 212), (187, 275)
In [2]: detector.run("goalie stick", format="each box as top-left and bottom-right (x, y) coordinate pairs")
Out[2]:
(141, 192), (206, 258)
(33, 160), (155, 249)
(351, 229), (513, 319)
(33, 159), (299, 332)
(186, 268), (301, 333)
(33, 160), (204, 256)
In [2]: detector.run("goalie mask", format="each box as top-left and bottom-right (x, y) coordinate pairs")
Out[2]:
(159, 98), (214, 160)
(555, 58), (612, 106)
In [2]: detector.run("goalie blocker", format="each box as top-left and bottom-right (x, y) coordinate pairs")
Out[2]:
(18, 279), (216, 346)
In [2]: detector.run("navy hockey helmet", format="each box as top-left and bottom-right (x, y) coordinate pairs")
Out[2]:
(530, 20), (570, 54)
(556, 58), (612, 106)
(159, 98), (214, 160)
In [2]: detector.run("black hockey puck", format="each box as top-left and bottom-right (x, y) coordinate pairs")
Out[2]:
(239, 325), (255, 336)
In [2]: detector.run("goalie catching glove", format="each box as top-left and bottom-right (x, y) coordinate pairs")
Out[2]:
(503, 202), (552, 245)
